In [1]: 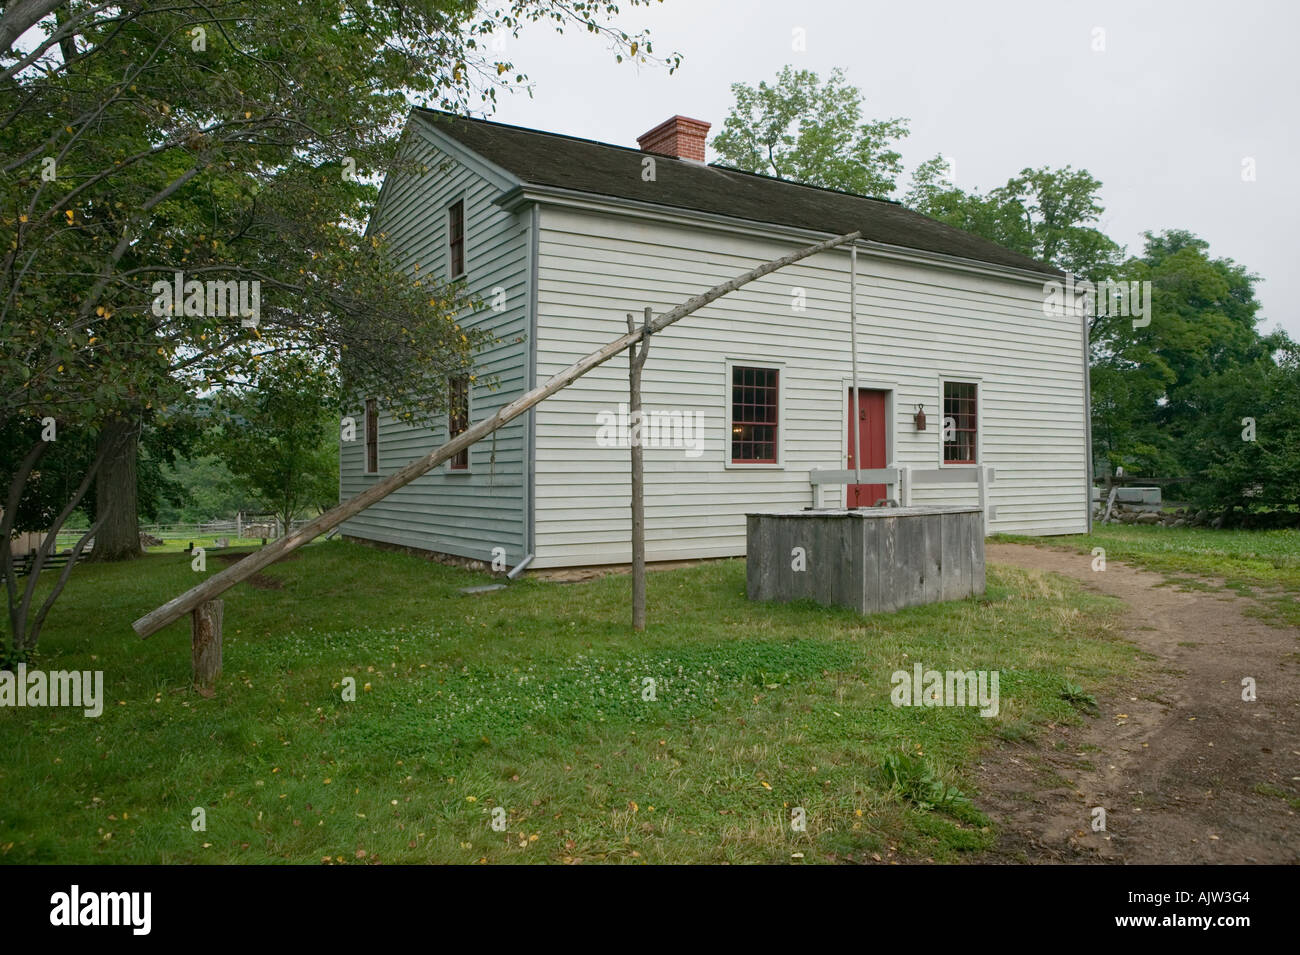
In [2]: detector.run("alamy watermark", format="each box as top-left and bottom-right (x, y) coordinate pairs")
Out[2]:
(595, 403), (704, 457)
(151, 271), (261, 327)
(890, 663), (1000, 717)
(49, 885), (150, 935)
(1043, 275), (1152, 329)
(0, 664), (103, 717)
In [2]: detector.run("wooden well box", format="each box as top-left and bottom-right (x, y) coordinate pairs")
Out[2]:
(745, 506), (986, 614)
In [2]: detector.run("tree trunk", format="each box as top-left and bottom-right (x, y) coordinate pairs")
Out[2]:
(89, 417), (143, 561)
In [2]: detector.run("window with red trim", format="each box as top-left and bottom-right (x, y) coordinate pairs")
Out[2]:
(449, 375), (469, 470)
(730, 365), (779, 463)
(447, 200), (465, 278)
(364, 398), (378, 473)
(942, 381), (978, 464)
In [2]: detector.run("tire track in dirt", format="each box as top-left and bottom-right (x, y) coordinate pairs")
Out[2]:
(975, 542), (1300, 864)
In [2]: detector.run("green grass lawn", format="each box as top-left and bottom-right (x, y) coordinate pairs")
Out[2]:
(995, 525), (1300, 628)
(142, 536), (278, 554)
(0, 540), (1140, 864)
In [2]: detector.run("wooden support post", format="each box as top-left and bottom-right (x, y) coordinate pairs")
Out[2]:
(1102, 485), (1118, 524)
(191, 598), (223, 688)
(627, 307), (651, 632)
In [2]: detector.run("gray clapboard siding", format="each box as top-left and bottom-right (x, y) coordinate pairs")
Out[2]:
(339, 115), (531, 565)
(531, 204), (1087, 568)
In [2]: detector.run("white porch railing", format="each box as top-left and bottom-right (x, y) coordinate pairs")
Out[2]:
(807, 465), (997, 533)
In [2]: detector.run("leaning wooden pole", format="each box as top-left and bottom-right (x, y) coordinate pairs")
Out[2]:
(133, 230), (862, 639)
(626, 306), (651, 632)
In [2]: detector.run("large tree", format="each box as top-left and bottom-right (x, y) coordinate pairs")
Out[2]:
(0, 0), (675, 658)
(1089, 230), (1283, 478)
(906, 159), (1122, 281)
(1175, 343), (1300, 513)
(711, 65), (908, 198)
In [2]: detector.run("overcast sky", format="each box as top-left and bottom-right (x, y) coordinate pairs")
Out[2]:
(480, 0), (1298, 339)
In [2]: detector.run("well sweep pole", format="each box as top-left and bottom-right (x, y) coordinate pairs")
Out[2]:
(134, 230), (863, 638)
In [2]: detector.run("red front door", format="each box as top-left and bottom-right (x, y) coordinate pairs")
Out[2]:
(847, 389), (887, 508)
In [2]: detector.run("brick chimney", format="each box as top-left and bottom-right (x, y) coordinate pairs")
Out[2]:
(636, 115), (710, 162)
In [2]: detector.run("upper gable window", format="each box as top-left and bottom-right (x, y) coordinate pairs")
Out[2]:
(447, 200), (465, 278)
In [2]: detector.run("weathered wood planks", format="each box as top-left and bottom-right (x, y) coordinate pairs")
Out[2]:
(746, 506), (985, 614)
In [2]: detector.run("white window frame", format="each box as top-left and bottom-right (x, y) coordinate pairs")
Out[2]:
(724, 358), (785, 470)
(444, 375), (473, 475)
(937, 375), (982, 469)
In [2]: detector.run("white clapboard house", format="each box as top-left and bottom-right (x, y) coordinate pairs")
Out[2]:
(339, 111), (1090, 571)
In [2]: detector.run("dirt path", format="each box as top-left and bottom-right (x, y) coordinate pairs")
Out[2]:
(976, 542), (1300, 864)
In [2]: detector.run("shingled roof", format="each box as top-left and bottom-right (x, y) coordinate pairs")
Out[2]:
(416, 109), (1061, 278)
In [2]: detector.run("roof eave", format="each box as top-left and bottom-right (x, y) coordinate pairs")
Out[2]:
(497, 182), (1064, 284)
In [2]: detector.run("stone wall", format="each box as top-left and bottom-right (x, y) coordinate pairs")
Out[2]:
(1093, 503), (1300, 530)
